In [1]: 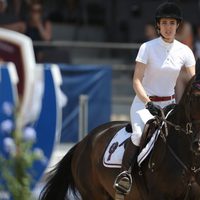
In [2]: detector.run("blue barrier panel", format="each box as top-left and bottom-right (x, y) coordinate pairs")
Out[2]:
(0, 64), (16, 154)
(58, 64), (112, 143)
(0, 64), (60, 195)
(31, 64), (59, 188)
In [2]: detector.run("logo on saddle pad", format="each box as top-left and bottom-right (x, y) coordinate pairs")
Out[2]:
(103, 127), (160, 168)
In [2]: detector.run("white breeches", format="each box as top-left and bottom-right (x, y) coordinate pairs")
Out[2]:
(130, 96), (175, 146)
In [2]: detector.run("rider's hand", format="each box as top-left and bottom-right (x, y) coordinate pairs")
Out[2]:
(145, 101), (161, 116)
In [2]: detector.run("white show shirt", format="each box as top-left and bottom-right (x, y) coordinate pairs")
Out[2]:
(136, 37), (196, 96)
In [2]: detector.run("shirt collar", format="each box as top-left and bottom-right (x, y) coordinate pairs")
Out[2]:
(158, 37), (174, 48)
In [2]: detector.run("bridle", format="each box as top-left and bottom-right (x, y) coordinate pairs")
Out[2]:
(155, 81), (200, 199)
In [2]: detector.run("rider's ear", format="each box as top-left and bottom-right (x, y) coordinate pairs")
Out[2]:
(156, 22), (160, 35)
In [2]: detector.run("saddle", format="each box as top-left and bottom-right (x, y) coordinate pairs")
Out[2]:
(125, 103), (176, 152)
(123, 119), (157, 151)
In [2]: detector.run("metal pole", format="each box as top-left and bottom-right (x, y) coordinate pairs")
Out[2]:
(79, 95), (88, 141)
(33, 40), (141, 49)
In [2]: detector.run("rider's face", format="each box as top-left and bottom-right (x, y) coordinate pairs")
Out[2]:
(157, 18), (178, 43)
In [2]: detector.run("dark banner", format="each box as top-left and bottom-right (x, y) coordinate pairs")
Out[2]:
(59, 64), (112, 143)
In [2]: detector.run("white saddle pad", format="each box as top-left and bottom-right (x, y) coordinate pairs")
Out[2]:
(103, 127), (160, 168)
(103, 127), (130, 168)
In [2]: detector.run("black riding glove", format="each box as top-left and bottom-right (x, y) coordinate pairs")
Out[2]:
(145, 101), (161, 116)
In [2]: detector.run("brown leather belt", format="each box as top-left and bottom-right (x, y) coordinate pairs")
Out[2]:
(149, 94), (175, 102)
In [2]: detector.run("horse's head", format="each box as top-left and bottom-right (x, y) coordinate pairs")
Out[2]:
(180, 76), (200, 155)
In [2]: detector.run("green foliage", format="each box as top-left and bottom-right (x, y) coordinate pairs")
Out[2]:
(0, 104), (43, 200)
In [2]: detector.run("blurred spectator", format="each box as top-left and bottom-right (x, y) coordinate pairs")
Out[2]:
(194, 24), (200, 59)
(176, 21), (194, 50)
(25, 1), (52, 61)
(0, 0), (26, 33)
(144, 22), (158, 41)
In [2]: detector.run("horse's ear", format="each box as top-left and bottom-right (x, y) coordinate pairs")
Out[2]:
(195, 58), (200, 82)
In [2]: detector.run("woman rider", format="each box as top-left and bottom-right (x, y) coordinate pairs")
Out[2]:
(114, 1), (196, 196)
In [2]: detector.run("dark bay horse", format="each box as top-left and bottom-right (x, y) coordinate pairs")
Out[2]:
(40, 76), (200, 200)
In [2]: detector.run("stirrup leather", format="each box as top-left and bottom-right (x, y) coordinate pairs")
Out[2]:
(114, 171), (133, 194)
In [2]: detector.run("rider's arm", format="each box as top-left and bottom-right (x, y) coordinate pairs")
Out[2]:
(133, 61), (151, 104)
(175, 65), (195, 103)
